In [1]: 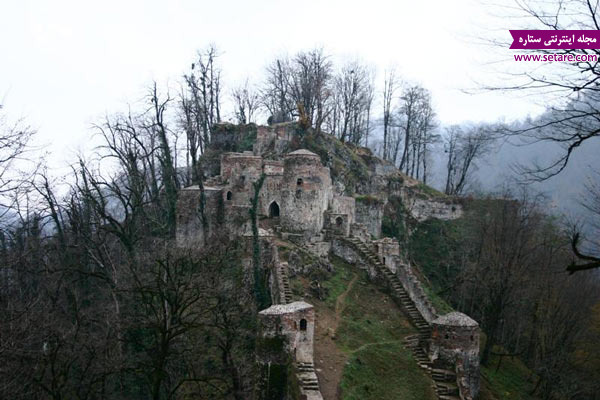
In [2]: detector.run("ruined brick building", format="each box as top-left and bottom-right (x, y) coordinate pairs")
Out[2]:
(176, 124), (362, 251)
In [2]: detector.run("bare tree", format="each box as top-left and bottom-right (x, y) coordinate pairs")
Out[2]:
(396, 85), (426, 170)
(0, 104), (36, 217)
(441, 188), (597, 396)
(180, 44), (222, 183)
(444, 125), (461, 195)
(563, 167), (600, 273)
(444, 124), (494, 195)
(0, 182), (123, 400)
(485, 1), (600, 273)
(262, 57), (292, 123)
(288, 48), (332, 131)
(262, 48), (333, 130)
(148, 84), (178, 236)
(414, 96), (439, 183)
(400, 87), (437, 180)
(382, 68), (398, 160)
(486, 0), (600, 181)
(327, 60), (375, 145)
(231, 78), (260, 124)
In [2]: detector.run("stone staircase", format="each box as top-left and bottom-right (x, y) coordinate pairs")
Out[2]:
(343, 236), (461, 400)
(405, 335), (460, 399)
(296, 362), (323, 399)
(345, 236), (432, 343)
(269, 241), (323, 399)
(276, 261), (293, 304)
(404, 334), (432, 370)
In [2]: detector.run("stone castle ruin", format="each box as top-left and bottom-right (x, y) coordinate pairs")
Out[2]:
(176, 122), (479, 400)
(177, 144), (355, 255)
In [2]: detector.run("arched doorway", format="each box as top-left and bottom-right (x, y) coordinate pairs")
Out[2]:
(335, 216), (343, 229)
(269, 201), (280, 218)
(226, 191), (232, 201)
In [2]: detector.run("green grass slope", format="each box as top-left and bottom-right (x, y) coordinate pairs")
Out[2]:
(295, 255), (437, 400)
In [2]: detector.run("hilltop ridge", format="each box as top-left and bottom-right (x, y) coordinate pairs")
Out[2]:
(176, 122), (482, 400)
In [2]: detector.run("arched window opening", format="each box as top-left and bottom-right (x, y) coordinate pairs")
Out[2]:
(269, 201), (280, 218)
(335, 216), (343, 228)
(297, 178), (303, 186)
(226, 191), (232, 201)
(383, 257), (386, 264)
(300, 319), (307, 331)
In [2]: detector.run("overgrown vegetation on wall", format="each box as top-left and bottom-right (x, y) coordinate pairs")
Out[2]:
(382, 196), (408, 246)
(299, 130), (370, 195)
(211, 123), (258, 153)
(250, 173), (271, 310)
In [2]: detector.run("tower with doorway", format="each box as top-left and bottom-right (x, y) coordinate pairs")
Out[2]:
(280, 149), (332, 236)
(258, 301), (315, 363)
(430, 312), (480, 398)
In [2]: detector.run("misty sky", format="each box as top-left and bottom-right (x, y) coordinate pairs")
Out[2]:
(1, 0), (543, 168)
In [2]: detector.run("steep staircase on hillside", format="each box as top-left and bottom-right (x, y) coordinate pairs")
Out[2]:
(268, 242), (323, 399)
(344, 236), (432, 343)
(342, 236), (461, 400)
(404, 336), (460, 399)
(276, 261), (293, 304)
(404, 334), (432, 370)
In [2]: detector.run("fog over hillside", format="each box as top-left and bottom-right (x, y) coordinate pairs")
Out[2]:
(386, 122), (600, 234)
(474, 136), (600, 217)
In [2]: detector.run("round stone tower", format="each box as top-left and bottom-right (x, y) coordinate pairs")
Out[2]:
(281, 149), (332, 236)
(430, 312), (480, 399)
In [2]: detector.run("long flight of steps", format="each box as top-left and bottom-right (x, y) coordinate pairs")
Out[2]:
(345, 236), (460, 400)
(277, 261), (293, 304)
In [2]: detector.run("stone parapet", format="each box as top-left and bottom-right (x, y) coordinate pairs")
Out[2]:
(391, 256), (438, 323)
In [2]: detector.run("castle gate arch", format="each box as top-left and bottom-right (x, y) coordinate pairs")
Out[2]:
(269, 201), (280, 218)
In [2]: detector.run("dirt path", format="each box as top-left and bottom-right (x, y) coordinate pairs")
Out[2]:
(313, 273), (357, 400)
(334, 274), (358, 331)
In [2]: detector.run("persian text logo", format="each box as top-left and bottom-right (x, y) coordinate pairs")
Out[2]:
(509, 30), (600, 49)
(513, 54), (598, 62)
